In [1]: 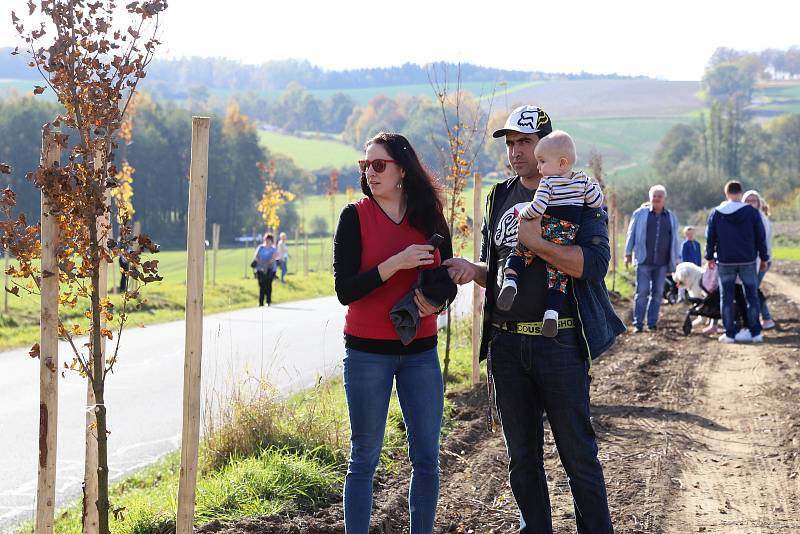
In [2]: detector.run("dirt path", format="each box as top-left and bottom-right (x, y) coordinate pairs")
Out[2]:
(201, 266), (800, 534)
(664, 273), (800, 533)
(673, 340), (800, 533)
(764, 271), (800, 304)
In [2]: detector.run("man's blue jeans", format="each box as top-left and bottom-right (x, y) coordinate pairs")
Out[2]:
(489, 328), (613, 534)
(633, 264), (668, 329)
(343, 347), (443, 534)
(718, 263), (761, 338)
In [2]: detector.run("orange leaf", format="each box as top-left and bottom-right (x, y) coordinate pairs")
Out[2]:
(29, 343), (40, 359)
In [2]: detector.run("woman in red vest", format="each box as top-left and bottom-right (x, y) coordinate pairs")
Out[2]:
(333, 132), (452, 533)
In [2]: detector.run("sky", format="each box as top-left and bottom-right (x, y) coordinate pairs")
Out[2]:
(2, 0), (799, 81)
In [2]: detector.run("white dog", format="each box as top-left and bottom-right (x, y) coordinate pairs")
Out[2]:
(672, 262), (705, 299)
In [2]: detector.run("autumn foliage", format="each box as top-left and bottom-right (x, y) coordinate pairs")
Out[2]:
(1, 1), (167, 532)
(256, 159), (295, 232)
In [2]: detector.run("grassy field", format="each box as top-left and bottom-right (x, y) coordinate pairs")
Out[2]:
(754, 81), (800, 115)
(773, 246), (800, 261)
(0, 240), (336, 351)
(560, 115), (689, 181)
(257, 130), (362, 171)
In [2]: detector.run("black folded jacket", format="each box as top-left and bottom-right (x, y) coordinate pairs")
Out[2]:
(389, 266), (458, 345)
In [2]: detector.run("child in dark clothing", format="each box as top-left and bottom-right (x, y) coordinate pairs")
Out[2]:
(680, 226), (701, 266)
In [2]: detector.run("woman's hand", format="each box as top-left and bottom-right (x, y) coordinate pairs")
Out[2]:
(394, 244), (435, 270)
(379, 244), (434, 281)
(414, 289), (440, 317)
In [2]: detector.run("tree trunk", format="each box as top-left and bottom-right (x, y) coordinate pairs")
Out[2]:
(88, 222), (110, 534)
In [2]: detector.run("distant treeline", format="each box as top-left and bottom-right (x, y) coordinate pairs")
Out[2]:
(0, 50), (637, 96)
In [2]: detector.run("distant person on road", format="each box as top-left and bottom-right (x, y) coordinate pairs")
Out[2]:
(444, 105), (623, 534)
(496, 130), (604, 338)
(276, 231), (289, 283)
(333, 132), (452, 533)
(742, 189), (775, 330)
(252, 233), (278, 306)
(624, 185), (680, 332)
(706, 181), (768, 343)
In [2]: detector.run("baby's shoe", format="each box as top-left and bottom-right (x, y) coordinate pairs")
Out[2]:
(497, 278), (517, 311)
(542, 309), (559, 338)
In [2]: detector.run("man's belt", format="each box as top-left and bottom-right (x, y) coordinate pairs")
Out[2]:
(491, 317), (576, 336)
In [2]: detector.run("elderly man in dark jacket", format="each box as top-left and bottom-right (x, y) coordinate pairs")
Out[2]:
(445, 105), (624, 534)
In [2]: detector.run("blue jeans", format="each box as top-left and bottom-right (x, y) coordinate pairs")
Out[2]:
(633, 264), (668, 328)
(343, 347), (444, 534)
(757, 261), (771, 321)
(277, 258), (288, 282)
(718, 263), (761, 338)
(489, 328), (613, 534)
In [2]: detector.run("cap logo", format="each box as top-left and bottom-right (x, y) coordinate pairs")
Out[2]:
(517, 109), (540, 129)
(537, 109), (550, 128)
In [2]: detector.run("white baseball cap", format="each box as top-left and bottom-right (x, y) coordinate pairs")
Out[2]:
(492, 105), (553, 138)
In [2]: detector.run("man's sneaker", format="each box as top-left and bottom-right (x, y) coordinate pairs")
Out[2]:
(542, 309), (559, 338)
(648, 325), (658, 332)
(631, 325), (644, 333)
(718, 333), (735, 344)
(496, 279), (517, 311)
(752, 334), (764, 343)
(761, 319), (776, 330)
(734, 329), (753, 343)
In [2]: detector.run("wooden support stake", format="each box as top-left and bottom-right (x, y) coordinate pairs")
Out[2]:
(303, 234), (309, 276)
(177, 117), (210, 534)
(211, 223), (220, 286)
(471, 173), (482, 386)
(36, 131), (61, 534)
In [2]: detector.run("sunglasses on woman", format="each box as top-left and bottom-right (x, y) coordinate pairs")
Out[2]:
(358, 159), (399, 173)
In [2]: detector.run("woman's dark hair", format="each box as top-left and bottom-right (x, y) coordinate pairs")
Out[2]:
(361, 132), (448, 236)
(264, 233), (274, 242)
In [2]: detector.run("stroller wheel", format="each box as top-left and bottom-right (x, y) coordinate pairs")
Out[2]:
(682, 315), (693, 336)
(668, 292), (678, 305)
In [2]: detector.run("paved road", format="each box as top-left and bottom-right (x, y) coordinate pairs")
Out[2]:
(0, 296), (346, 528)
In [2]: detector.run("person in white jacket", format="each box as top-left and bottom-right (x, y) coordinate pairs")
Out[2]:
(742, 190), (775, 329)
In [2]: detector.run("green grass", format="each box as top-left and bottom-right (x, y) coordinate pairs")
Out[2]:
(257, 130), (362, 171)
(0, 241), (335, 351)
(772, 246), (800, 261)
(754, 81), (800, 115)
(559, 116), (691, 180)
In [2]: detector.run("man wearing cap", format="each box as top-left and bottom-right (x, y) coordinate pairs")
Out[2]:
(445, 105), (623, 533)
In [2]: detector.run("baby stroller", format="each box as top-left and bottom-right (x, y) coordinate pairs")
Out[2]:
(663, 274), (679, 305)
(682, 281), (766, 336)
